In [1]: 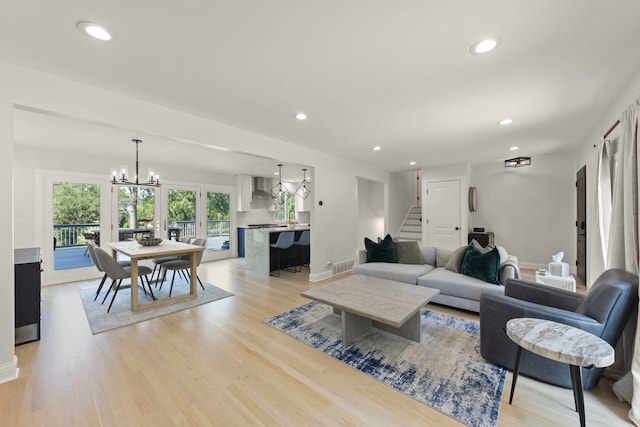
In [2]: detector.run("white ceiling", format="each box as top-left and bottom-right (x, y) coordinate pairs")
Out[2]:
(4, 0), (640, 173)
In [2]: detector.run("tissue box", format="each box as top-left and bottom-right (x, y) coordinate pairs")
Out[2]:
(548, 262), (570, 277)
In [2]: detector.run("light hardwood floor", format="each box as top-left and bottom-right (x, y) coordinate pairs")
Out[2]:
(0, 259), (632, 426)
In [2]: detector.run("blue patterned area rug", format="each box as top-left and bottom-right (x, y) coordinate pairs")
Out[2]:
(266, 302), (506, 427)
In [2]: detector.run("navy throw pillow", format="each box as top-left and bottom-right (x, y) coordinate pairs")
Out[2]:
(460, 244), (500, 284)
(364, 234), (398, 263)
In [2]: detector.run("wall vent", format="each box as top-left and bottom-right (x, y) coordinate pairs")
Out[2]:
(332, 259), (354, 275)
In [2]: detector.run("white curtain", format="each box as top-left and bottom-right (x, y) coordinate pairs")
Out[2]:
(606, 97), (640, 425)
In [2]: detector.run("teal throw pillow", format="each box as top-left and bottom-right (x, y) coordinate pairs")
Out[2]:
(444, 245), (469, 273)
(365, 234), (398, 263)
(460, 245), (500, 284)
(394, 241), (424, 264)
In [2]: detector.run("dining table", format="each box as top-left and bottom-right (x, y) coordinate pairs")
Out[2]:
(107, 240), (204, 311)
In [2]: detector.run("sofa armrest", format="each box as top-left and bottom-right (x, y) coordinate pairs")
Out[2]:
(356, 249), (367, 265)
(480, 294), (603, 336)
(505, 278), (585, 312)
(499, 265), (516, 285)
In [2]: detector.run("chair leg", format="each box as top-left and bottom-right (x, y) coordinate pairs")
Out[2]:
(159, 269), (168, 290)
(197, 275), (205, 290)
(94, 274), (108, 301)
(150, 264), (158, 283)
(169, 270), (177, 297)
(144, 275), (156, 300)
(102, 280), (116, 304)
(107, 279), (122, 313)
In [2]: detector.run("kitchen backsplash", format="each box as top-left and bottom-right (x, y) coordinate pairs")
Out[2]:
(237, 209), (311, 227)
(237, 208), (276, 226)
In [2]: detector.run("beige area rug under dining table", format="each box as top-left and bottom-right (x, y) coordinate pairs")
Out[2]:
(78, 276), (234, 334)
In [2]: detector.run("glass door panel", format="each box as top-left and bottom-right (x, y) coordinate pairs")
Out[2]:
(205, 191), (230, 252)
(52, 182), (100, 271)
(165, 187), (198, 241)
(117, 186), (157, 241)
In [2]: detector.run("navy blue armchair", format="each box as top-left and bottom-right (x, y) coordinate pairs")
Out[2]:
(479, 269), (638, 389)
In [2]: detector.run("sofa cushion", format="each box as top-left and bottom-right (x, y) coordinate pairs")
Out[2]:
(352, 262), (434, 285)
(364, 234), (398, 263)
(417, 268), (505, 301)
(394, 241), (424, 264)
(445, 245), (469, 273)
(420, 246), (436, 266)
(461, 245), (500, 285)
(435, 247), (452, 267)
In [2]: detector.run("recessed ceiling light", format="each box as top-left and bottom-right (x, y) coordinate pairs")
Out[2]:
(498, 118), (513, 125)
(470, 38), (498, 54)
(274, 171), (279, 175)
(409, 161), (416, 166)
(509, 146), (520, 151)
(372, 146), (381, 151)
(76, 21), (114, 41)
(294, 112), (307, 120)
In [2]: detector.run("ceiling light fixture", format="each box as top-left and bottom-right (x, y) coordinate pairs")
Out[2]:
(76, 21), (114, 41)
(372, 146), (381, 151)
(470, 38), (498, 54)
(504, 156), (531, 168)
(271, 164), (289, 205)
(296, 168), (311, 200)
(498, 118), (513, 125)
(409, 161), (416, 166)
(110, 139), (160, 187)
(509, 146), (520, 151)
(294, 112), (307, 120)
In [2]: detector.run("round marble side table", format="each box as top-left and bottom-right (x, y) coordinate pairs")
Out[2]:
(506, 318), (614, 427)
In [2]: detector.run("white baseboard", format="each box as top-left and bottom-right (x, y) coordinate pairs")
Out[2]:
(309, 270), (333, 282)
(0, 355), (19, 384)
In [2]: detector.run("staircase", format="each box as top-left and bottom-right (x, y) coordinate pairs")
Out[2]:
(396, 206), (422, 241)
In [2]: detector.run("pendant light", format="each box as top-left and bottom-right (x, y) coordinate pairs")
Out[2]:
(295, 168), (311, 200)
(110, 139), (160, 187)
(271, 164), (289, 206)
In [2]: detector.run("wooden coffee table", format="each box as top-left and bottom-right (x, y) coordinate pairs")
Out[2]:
(301, 274), (439, 345)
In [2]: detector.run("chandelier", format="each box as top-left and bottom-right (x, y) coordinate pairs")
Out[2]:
(271, 164), (289, 206)
(110, 139), (160, 187)
(295, 168), (311, 199)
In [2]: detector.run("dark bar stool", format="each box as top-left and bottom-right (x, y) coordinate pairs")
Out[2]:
(270, 232), (295, 277)
(293, 230), (310, 271)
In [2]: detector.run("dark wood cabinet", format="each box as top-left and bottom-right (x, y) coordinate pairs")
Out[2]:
(15, 247), (42, 345)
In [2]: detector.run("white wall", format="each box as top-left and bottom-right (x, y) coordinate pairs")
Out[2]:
(577, 68), (640, 286)
(356, 177), (385, 250)
(470, 152), (577, 269)
(388, 171), (415, 237)
(0, 59), (389, 382)
(0, 95), (17, 384)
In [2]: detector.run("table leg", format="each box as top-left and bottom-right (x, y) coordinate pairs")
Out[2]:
(189, 251), (197, 296)
(509, 345), (523, 404)
(342, 311), (372, 345)
(570, 365), (586, 427)
(130, 259), (139, 311)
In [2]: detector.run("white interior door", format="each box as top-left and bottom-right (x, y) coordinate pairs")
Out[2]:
(425, 179), (461, 250)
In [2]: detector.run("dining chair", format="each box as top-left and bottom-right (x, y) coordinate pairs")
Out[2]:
(150, 235), (192, 283)
(86, 241), (131, 301)
(82, 232), (96, 256)
(93, 246), (155, 313)
(158, 237), (206, 297)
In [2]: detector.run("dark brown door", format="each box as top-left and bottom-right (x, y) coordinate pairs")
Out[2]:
(576, 166), (587, 284)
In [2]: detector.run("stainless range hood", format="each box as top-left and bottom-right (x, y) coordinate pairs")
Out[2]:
(252, 177), (273, 200)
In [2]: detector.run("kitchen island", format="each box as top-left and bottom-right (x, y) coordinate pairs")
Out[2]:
(244, 226), (310, 275)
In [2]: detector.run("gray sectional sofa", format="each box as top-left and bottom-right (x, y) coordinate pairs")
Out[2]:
(352, 245), (519, 312)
